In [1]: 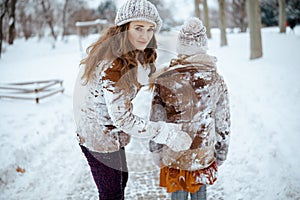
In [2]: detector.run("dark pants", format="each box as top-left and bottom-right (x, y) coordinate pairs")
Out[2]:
(80, 145), (128, 200)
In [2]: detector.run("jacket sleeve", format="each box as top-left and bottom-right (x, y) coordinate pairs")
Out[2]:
(100, 63), (188, 147)
(214, 77), (231, 163)
(149, 84), (167, 122)
(148, 84), (165, 152)
(100, 64), (154, 138)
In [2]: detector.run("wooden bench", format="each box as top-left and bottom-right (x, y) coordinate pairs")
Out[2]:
(0, 79), (64, 103)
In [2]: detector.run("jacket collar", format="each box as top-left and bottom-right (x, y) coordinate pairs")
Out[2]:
(181, 54), (217, 68)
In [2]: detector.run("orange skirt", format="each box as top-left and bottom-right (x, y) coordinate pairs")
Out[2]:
(159, 162), (218, 193)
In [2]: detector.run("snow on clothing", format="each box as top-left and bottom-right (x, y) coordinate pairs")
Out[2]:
(149, 54), (231, 191)
(73, 59), (191, 153)
(74, 60), (147, 152)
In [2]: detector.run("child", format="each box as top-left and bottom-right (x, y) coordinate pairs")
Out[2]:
(149, 17), (231, 200)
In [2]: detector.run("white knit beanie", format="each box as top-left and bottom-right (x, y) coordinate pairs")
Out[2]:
(176, 17), (208, 55)
(115, 0), (162, 32)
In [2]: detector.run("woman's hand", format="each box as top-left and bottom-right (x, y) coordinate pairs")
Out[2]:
(151, 122), (192, 152)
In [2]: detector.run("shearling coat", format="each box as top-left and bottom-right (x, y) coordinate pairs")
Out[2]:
(73, 61), (151, 153)
(149, 54), (231, 171)
(73, 60), (190, 153)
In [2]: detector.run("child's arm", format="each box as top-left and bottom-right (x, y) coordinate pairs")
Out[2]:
(215, 78), (231, 166)
(101, 65), (191, 152)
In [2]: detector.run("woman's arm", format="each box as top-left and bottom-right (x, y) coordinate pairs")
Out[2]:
(100, 63), (153, 137)
(100, 64), (192, 151)
(148, 83), (192, 152)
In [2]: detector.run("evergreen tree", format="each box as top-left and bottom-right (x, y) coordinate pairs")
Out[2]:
(260, 0), (300, 27)
(260, 0), (278, 26)
(287, 0), (300, 22)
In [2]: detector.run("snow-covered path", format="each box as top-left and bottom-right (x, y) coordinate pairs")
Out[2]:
(1, 27), (300, 200)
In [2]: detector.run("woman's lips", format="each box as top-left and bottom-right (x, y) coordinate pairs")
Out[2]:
(138, 41), (147, 45)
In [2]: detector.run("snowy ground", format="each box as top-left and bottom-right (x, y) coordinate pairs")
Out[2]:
(1, 26), (300, 200)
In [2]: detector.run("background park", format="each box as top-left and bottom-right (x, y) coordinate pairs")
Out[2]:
(1, 0), (300, 199)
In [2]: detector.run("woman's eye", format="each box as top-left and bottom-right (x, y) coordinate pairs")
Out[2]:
(135, 27), (143, 31)
(148, 28), (155, 32)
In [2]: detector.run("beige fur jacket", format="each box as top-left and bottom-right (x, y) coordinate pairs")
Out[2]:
(149, 54), (231, 170)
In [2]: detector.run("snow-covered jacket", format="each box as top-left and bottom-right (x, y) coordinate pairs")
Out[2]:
(149, 54), (231, 170)
(73, 60), (191, 153)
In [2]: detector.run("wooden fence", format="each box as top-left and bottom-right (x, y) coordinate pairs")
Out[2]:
(0, 79), (64, 103)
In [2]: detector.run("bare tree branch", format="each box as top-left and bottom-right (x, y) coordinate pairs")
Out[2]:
(40, 0), (57, 41)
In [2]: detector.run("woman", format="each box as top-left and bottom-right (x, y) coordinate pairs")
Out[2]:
(149, 17), (231, 200)
(73, 0), (192, 199)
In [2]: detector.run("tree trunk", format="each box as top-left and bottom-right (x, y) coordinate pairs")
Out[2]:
(218, 0), (227, 46)
(0, 12), (4, 59)
(8, 0), (17, 45)
(62, 0), (69, 40)
(41, 0), (57, 41)
(0, 0), (9, 58)
(232, 0), (247, 32)
(18, 1), (33, 40)
(247, 0), (263, 59)
(194, 0), (201, 19)
(278, 0), (286, 33)
(203, 0), (211, 38)
(240, 0), (247, 32)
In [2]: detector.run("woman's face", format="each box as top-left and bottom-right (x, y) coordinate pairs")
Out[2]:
(128, 21), (155, 51)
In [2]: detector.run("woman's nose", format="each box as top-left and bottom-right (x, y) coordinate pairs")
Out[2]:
(141, 30), (152, 40)
(140, 31), (147, 39)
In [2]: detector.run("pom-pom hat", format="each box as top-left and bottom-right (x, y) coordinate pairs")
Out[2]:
(115, 0), (162, 32)
(176, 17), (208, 55)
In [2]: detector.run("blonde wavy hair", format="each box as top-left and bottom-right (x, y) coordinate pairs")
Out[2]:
(80, 23), (157, 85)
